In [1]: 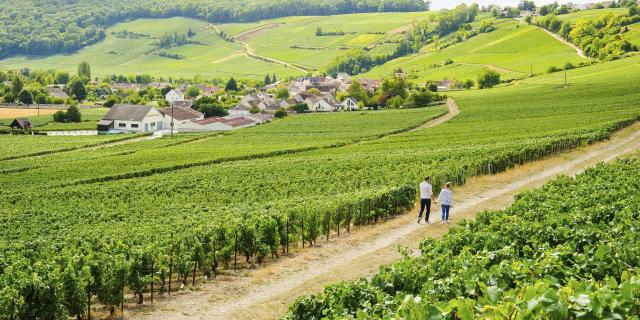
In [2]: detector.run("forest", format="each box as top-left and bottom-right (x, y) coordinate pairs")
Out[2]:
(0, 0), (428, 58)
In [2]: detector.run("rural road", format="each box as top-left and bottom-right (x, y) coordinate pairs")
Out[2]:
(129, 118), (640, 320)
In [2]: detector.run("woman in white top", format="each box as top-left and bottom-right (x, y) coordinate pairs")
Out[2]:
(437, 182), (453, 224)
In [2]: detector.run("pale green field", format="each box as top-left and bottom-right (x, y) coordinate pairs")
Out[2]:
(0, 17), (302, 80)
(627, 23), (640, 47)
(536, 8), (629, 23)
(360, 20), (589, 83)
(223, 12), (431, 70)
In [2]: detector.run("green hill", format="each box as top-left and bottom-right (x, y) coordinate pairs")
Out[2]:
(360, 19), (589, 82)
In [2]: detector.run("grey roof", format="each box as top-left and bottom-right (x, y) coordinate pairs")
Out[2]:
(103, 104), (154, 121)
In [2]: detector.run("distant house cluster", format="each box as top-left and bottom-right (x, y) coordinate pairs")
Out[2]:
(97, 104), (272, 133)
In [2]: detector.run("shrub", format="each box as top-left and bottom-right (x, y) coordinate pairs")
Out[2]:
(274, 108), (288, 118)
(477, 70), (501, 89)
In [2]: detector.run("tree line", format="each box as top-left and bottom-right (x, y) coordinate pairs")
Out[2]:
(0, 0), (428, 58)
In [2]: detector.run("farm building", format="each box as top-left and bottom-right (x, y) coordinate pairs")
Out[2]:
(98, 104), (165, 133)
(10, 118), (32, 130)
(159, 106), (204, 129)
(182, 115), (258, 132)
(46, 86), (69, 99)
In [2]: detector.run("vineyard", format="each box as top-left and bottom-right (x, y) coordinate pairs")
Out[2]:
(0, 56), (639, 318)
(286, 157), (640, 319)
(0, 106), (446, 193)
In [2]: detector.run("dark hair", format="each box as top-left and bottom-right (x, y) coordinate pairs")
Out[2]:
(424, 176), (430, 181)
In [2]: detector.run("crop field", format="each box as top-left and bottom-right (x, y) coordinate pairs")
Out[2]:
(0, 106), (447, 193)
(361, 19), (589, 82)
(0, 47), (638, 319)
(0, 108), (57, 120)
(0, 18), (300, 80)
(286, 157), (640, 318)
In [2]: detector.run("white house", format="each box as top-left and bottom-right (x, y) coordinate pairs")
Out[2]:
(337, 97), (359, 111)
(165, 89), (185, 104)
(159, 106), (204, 130)
(98, 104), (165, 133)
(306, 97), (336, 112)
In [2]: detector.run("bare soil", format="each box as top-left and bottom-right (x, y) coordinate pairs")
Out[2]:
(127, 123), (640, 320)
(0, 108), (57, 119)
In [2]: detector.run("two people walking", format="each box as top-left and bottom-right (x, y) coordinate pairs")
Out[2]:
(417, 176), (453, 225)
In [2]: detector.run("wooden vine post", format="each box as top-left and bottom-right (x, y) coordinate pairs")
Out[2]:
(234, 231), (238, 271)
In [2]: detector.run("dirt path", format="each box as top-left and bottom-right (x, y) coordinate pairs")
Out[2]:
(130, 121), (640, 320)
(408, 99), (459, 132)
(540, 27), (588, 59)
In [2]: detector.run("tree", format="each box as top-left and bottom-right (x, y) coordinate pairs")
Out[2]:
(276, 88), (289, 99)
(316, 27), (323, 36)
(68, 78), (87, 100)
(477, 70), (501, 89)
(198, 103), (228, 117)
(78, 61), (91, 79)
(11, 76), (23, 96)
(525, 15), (533, 24)
(347, 80), (368, 104)
(410, 90), (433, 107)
(630, 5), (639, 16)
(55, 71), (70, 85)
(65, 105), (82, 123)
(290, 103), (309, 113)
(225, 77), (238, 92)
(185, 85), (201, 98)
(264, 74), (271, 85)
(518, 0), (536, 11)
(104, 95), (121, 108)
(463, 79), (475, 89)
(18, 89), (34, 104)
(272, 73), (277, 83)
(274, 107), (288, 118)
(187, 28), (195, 37)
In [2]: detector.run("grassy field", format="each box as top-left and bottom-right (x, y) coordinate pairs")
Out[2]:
(535, 7), (629, 23)
(224, 12), (431, 70)
(0, 17), (301, 80)
(360, 19), (589, 82)
(627, 22), (640, 46)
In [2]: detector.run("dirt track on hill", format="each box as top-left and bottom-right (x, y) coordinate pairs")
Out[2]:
(128, 122), (640, 320)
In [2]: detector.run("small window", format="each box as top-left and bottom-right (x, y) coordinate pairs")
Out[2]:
(131, 124), (139, 128)
(151, 122), (155, 127)
(118, 123), (126, 128)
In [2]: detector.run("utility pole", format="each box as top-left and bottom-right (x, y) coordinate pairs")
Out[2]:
(170, 101), (174, 136)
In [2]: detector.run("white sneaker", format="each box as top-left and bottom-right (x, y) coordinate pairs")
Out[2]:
(417, 219), (421, 224)
(425, 220), (430, 224)
(441, 221), (445, 225)
(446, 220), (450, 224)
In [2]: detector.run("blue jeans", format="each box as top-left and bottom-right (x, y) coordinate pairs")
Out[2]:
(441, 205), (451, 221)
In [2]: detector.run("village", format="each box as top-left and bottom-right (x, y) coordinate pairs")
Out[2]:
(98, 72), (372, 134)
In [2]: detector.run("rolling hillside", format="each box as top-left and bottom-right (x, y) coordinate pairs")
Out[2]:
(360, 19), (589, 82)
(0, 17), (301, 80)
(0, 12), (428, 79)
